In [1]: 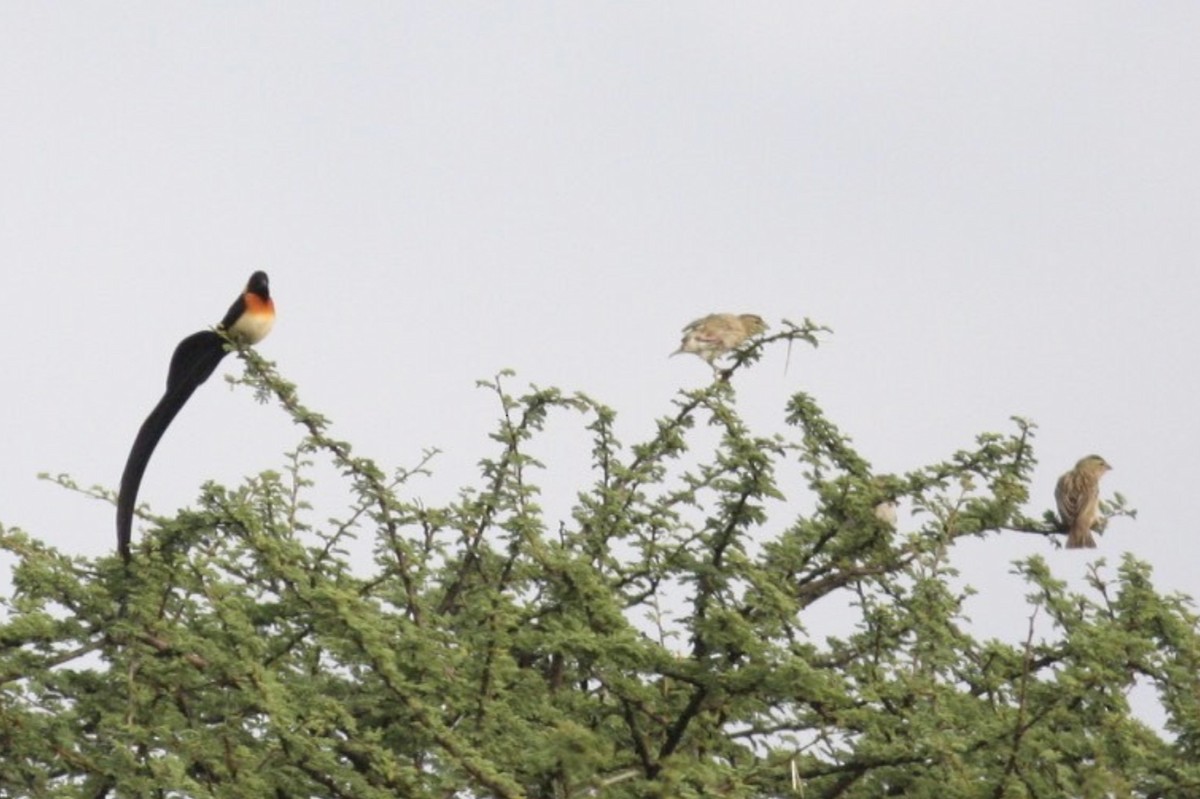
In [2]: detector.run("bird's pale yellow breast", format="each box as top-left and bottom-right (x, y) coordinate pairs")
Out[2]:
(228, 296), (275, 345)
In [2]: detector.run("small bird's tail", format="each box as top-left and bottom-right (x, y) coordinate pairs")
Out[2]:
(1065, 521), (1097, 549)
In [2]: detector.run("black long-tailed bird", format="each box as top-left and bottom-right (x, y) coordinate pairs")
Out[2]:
(116, 271), (275, 562)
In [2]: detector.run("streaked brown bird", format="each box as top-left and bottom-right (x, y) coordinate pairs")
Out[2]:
(671, 313), (768, 374)
(1054, 454), (1112, 549)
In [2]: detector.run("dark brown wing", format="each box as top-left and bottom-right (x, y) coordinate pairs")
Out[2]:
(1054, 470), (1093, 525)
(217, 293), (248, 334)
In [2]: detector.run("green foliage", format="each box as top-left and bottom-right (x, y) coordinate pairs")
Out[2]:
(1, 323), (1197, 798)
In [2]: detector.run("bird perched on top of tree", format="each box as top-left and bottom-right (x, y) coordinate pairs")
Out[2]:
(671, 313), (767, 378)
(1054, 454), (1112, 549)
(116, 271), (276, 563)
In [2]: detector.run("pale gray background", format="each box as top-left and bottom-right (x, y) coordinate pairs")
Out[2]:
(2, 4), (1196, 722)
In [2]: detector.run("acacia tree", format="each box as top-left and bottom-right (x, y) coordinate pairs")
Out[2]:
(1, 323), (1196, 798)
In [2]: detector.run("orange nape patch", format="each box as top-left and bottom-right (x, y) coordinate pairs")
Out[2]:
(243, 293), (275, 316)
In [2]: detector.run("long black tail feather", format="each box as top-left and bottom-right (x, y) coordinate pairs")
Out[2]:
(116, 331), (228, 562)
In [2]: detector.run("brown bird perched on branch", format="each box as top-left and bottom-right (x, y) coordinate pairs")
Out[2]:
(1054, 454), (1112, 549)
(671, 313), (767, 376)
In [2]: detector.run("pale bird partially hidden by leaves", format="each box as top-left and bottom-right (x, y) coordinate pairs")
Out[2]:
(1054, 454), (1112, 549)
(873, 500), (898, 528)
(671, 313), (768, 377)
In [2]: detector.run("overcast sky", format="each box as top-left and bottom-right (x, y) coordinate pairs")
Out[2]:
(2, 5), (1198, 702)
